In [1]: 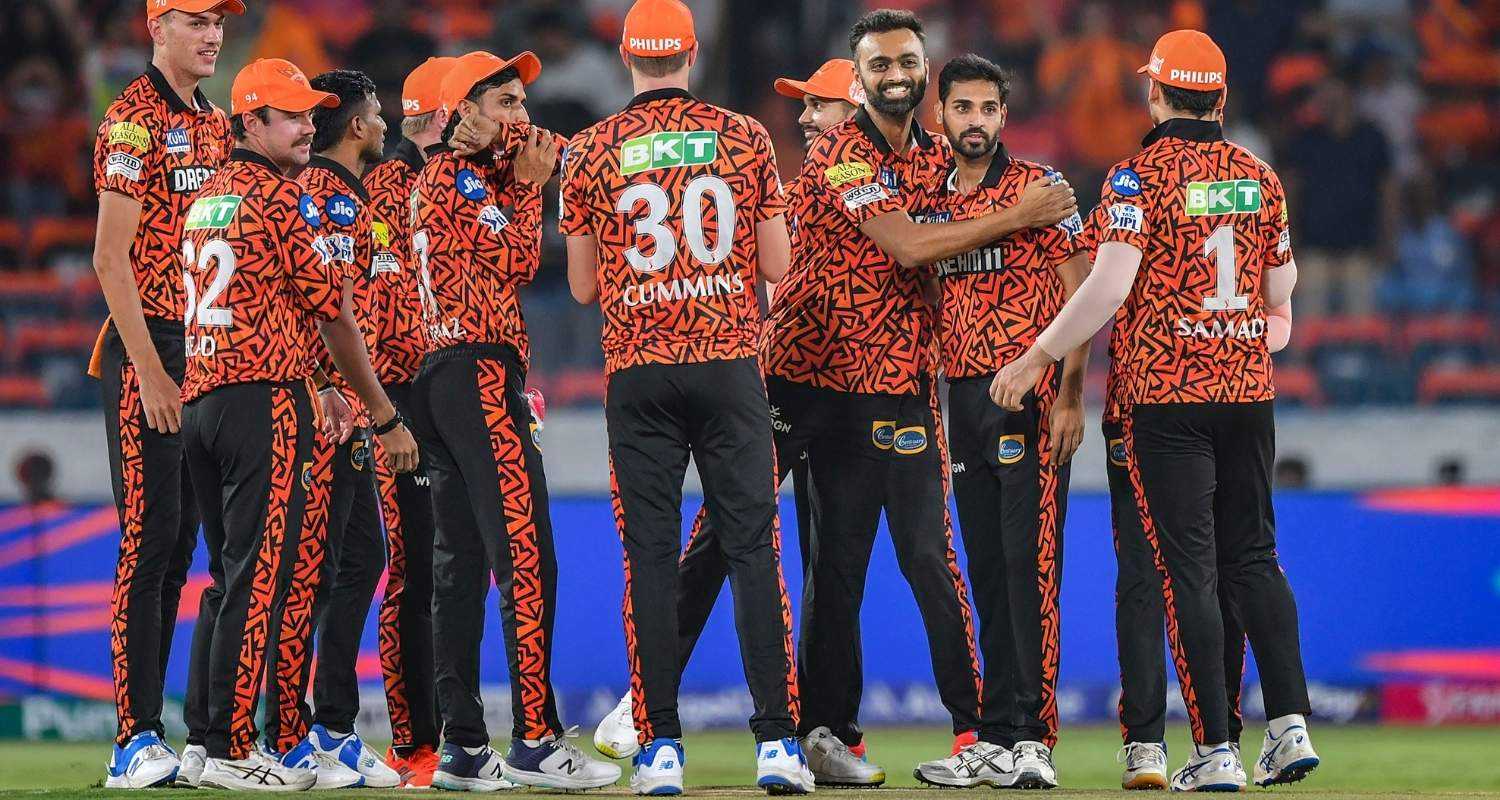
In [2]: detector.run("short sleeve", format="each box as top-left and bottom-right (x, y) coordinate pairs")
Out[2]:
(276, 185), (344, 321)
(746, 118), (786, 222)
(805, 135), (904, 227)
(1035, 167), (1084, 267)
(1261, 168), (1293, 268)
(558, 137), (592, 236)
(1088, 163), (1151, 252)
(93, 106), (158, 201)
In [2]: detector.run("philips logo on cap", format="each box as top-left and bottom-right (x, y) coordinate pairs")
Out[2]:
(1169, 69), (1223, 85)
(630, 37), (683, 51)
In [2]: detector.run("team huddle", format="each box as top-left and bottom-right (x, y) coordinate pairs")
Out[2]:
(92, 0), (1319, 793)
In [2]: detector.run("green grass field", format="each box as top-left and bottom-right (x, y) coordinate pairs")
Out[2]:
(2, 726), (1499, 798)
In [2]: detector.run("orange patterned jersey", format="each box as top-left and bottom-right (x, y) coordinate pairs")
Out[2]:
(300, 156), (378, 421)
(917, 147), (1082, 379)
(1086, 118), (1291, 406)
(411, 142), (542, 364)
(93, 65), (232, 320)
(560, 89), (785, 374)
(764, 108), (951, 395)
(363, 139), (426, 384)
(181, 149), (346, 401)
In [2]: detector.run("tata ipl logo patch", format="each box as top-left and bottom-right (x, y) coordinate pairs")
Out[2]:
(1185, 180), (1261, 216)
(620, 131), (718, 176)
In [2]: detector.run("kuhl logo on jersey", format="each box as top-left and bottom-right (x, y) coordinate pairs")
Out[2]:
(164, 127), (191, 155)
(620, 130), (718, 176)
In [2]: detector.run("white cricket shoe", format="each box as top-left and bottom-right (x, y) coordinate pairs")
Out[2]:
(431, 743), (518, 792)
(308, 725), (401, 788)
(279, 733), (363, 790)
(104, 731), (180, 788)
(1252, 718), (1319, 787)
(801, 726), (885, 787)
(630, 739), (685, 796)
(1006, 741), (1058, 789)
(595, 693), (641, 759)
(1168, 744), (1245, 792)
(1229, 744), (1247, 786)
(175, 744), (208, 788)
(503, 728), (622, 790)
(1119, 742), (1168, 790)
(914, 741), (1012, 788)
(756, 738), (814, 795)
(200, 751), (317, 792)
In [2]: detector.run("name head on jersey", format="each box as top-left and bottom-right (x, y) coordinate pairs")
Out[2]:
(185, 194), (243, 230)
(326, 193), (358, 226)
(1185, 179), (1260, 216)
(620, 131), (718, 175)
(455, 168), (487, 200)
(298, 194), (323, 228)
(1110, 167), (1143, 197)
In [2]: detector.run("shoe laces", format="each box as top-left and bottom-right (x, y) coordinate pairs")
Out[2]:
(550, 726), (590, 762)
(1119, 742), (1165, 768)
(1015, 742), (1053, 767)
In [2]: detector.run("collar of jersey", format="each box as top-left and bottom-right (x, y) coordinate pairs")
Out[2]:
(1141, 117), (1224, 147)
(854, 105), (935, 156)
(145, 63), (212, 115)
(626, 87), (695, 109)
(230, 147), (280, 173)
(392, 138), (425, 172)
(945, 142), (1011, 193)
(307, 154), (371, 202)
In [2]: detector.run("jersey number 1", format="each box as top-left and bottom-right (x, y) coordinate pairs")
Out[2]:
(1202, 224), (1248, 311)
(617, 176), (736, 272)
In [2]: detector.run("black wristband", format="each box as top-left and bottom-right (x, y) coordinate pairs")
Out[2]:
(373, 410), (404, 436)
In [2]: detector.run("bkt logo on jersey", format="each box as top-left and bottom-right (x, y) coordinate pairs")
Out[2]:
(455, 168), (487, 200)
(620, 130), (718, 176)
(326, 194), (357, 227)
(998, 434), (1025, 464)
(164, 127), (191, 155)
(871, 420), (897, 450)
(893, 426), (927, 455)
(1110, 168), (1142, 197)
(1185, 179), (1261, 216)
(170, 166), (213, 194)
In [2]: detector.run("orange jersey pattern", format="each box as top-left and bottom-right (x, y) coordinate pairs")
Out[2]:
(411, 144), (542, 363)
(764, 108), (951, 395)
(93, 65), (232, 320)
(560, 89), (785, 374)
(1085, 119), (1291, 406)
(300, 156), (378, 421)
(363, 140), (427, 383)
(181, 150), (347, 401)
(918, 148), (1082, 379)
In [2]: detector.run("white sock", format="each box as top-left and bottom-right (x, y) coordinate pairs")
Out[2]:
(325, 729), (351, 739)
(1268, 714), (1306, 738)
(1194, 742), (1232, 758)
(462, 745), (486, 756)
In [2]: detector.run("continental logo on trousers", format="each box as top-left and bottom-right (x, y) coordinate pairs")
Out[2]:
(623, 273), (745, 307)
(871, 420), (896, 450)
(1107, 438), (1127, 467)
(300, 461), (314, 490)
(350, 438), (370, 471)
(998, 434), (1025, 464)
(893, 426), (927, 455)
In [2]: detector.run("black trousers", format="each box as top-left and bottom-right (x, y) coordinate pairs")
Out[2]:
(1123, 401), (1310, 745)
(183, 381), (318, 759)
(947, 374), (1068, 749)
(99, 317), (199, 745)
(376, 380), (441, 752)
(607, 358), (797, 744)
(797, 377), (982, 745)
(1104, 420), (1249, 746)
(408, 344), (561, 745)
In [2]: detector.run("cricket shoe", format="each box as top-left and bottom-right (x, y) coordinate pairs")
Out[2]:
(279, 732), (364, 790)
(1119, 742), (1168, 790)
(913, 741), (1012, 788)
(431, 743), (518, 792)
(1229, 744), (1247, 786)
(756, 738), (815, 795)
(503, 728), (622, 790)
(200, 751), (316, 792)
(801, 726), (885, 787)
(389, 744), (441, 788)
(1168, 744), (1245, 792)
(951, 729), (979, 755)
(104, 730), (180, 788)
(176, 743), (208, 788)
(1006, 741), (1058, 789)
(308, 724), (401, 788)
(1252, 718), (1319, 787)
(631, 739), (685, 796)
(595, 693), (641, 759)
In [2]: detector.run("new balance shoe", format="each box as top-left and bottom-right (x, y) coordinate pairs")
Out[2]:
(389, 744), (441, 788)
(594, 693), (641, 759)
(1168, 743), (1245, 792)
(279, 733), (364, 790)
(105, 731), (180, 788)
(801, 726), (885, 787)
(756, 738), (814, 795)
(1006, 741), (1058, 789)
(309, 725), (401, 788)
(630, 739), (685, 796)
(199, 751), (317, 792)
(1119, 742), (1167, 790)
(951, 729), (979, 756)
(1252, 716), (1319, 787)
(431, 743), (518, 792)
(175, 744), (208, 788)
(914, 741), (1012, 788)
(503, 728), (622, 790)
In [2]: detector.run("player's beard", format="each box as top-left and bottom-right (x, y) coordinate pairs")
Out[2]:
(953, 126), (998, 160)
(865, 73), (926, 119)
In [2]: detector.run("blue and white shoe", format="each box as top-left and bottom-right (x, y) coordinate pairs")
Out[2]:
(431, 742), (518, 792)
(1169, 743), (1245, 792)
(105, 731), (180, 788)
(630, 739), (685, 796)
(1253, 721), (1319, 787)
(280, 732), (363, 790)
(503, 727), (621, 790)
(756, 738), (814, 795)
(309, 724), (401, 788)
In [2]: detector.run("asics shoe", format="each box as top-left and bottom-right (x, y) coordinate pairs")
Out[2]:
(914, 741), (1012, 788)
(200, 751), (316, 792)
(1253, 720), (1319, 787)
(1119, 742), (1167, 790)
(104, 731), (180, 788)
(309, 724), (401, 788)
(630, 739), (685, 796)
(595, 693), (641, 759)
(175, 743), (208, 788)
(431, 742), (517, 792)
(1006, 741), (1058, 789)
(951, 729), (979, 755)
(756, 738), (814, 795)
(801, 726), (885, 787)
(503, 728), (621, 790)
(1168, 743), (1245, 792)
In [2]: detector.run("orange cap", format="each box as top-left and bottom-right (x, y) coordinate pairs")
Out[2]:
(230, 58), (339, 116)
(146, 0), (245, 20)
(402, 56), (458, 116)
(1138, 29), (1226, 91)
(439, 50), (542, 115)
(621, 0), (696, 57)
(774, 58), (864, 106)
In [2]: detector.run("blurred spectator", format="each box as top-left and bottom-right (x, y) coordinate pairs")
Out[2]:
(522, 8), (632, 136)
(1207, 0), (1300, 113)
(1436, 456), (1466, 486)
(246, 1), (333, 81)
(0, 0), (81, 88)
(1376, 171), (1477, 314)
(346, 0), (436, 147)
(1284, 78), (1396, 313)
(1275, 456), (1311, 489)
(1353, 46), (1423, 178)
(0, 58), (93, 218)
(85, 3), (152, 117)
(14, 449), (56, 505)
(1035, 2), (1147, 179)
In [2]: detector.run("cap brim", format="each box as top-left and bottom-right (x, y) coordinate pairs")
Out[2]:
(501, 51), (542, 85)
(167, 0), (246, 16)
(1137, 64), (1150, 74)
(272, 88), (340, 113)
(773, 78), (812, 99)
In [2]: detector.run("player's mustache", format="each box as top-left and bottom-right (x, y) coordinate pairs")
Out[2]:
(961, 127), (989, 139)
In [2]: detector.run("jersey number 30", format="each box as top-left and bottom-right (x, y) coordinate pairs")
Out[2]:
(616, 176), (736, 272)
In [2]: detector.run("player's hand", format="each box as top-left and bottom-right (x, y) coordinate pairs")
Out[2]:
(513, 126), (560, 186)
(376, 423), (419, 473)
(1048, 390), (1084, 464)
(319, 387), (354, 445)
(1015, 177), (1077, 229)
(138, 363), (182, 434)
(990, 347), (1051, 411)
(450, 113), (500, 155)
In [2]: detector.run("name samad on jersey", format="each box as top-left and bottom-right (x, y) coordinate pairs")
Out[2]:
(560, 88), (785, 374)
(180, 149), (346, 402)
(300, 155), (378, 420)
(764, 108), (951, 396)
(93, 64), (232, 321)
(1086, 118), (1291, 405)
(917, 147), (1082, 380)
(362, 139), (427, 384)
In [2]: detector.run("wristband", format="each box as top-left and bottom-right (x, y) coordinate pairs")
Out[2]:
(373, 410), (404, 436)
